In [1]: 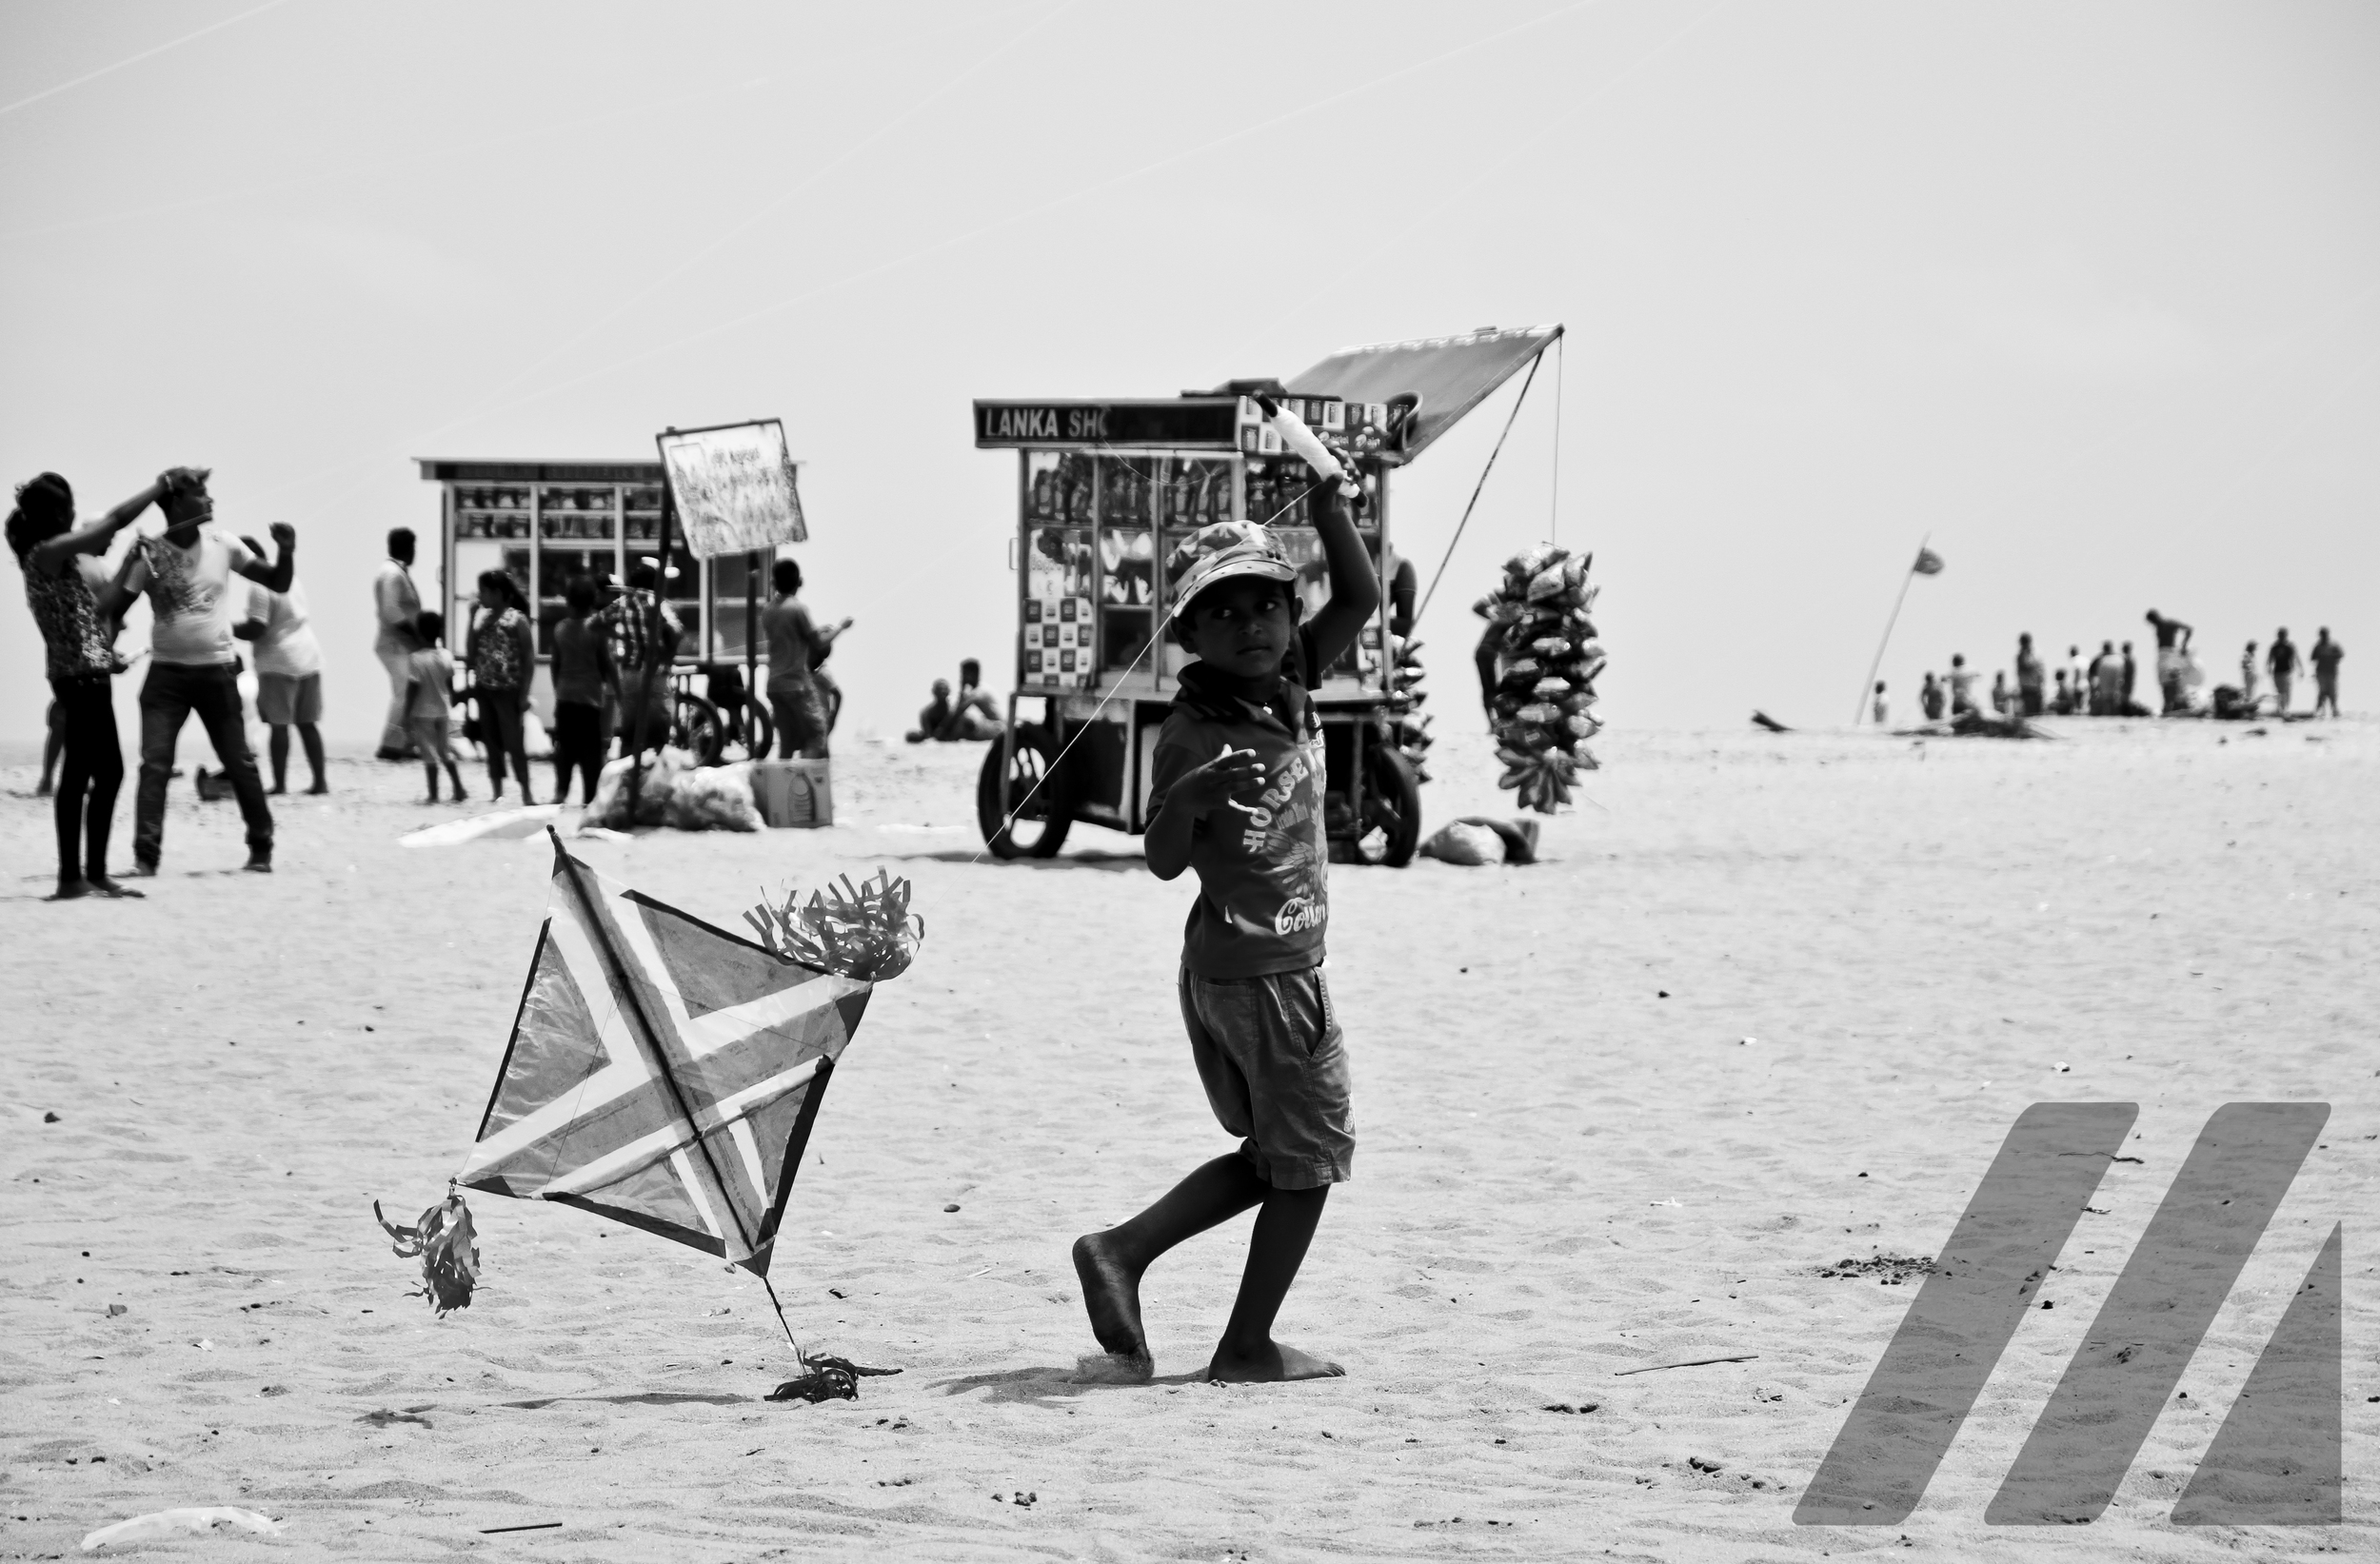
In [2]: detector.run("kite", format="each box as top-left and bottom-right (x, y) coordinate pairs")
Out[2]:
(377, 831), (920, 1402)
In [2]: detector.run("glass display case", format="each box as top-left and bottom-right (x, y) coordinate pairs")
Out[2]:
(417, 458), (769, 720)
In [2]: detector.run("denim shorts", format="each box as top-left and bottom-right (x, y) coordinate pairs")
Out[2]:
(1180, 965), (1353, 1189)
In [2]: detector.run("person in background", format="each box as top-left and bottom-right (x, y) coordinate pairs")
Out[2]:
(949, 658), (1000, 737)
(601, 560), (684, 759)
(548, 573), (614, 805)
(2051, 668), (2073, 716)
(759, 558), (848, 761)
(237, 556), (327, 795)
(2238, 641), (2260, 708)
(2065, 644), (2085, 710)
(1920, 671), (1945, 721)
(1870, 681), (1889, 725)
(404, 610), (467, 803)
(2268, 628), (2300, 714)
(2090, 641), (2122, 715)
(2120, 641), (2139, 712)
(122, 473), (292, 876)
(1990, 669), (2013, 716)
(10, 468), (188, 899)
(1947, 653), (1978, 717)
(2145, 609), (2193, 714)
(2310, 628), (2343, 718)
(2015, 633), (2045, 716)
(466, 569), (536, 803)
(374, 527), (423, 760)
(906, 679), (954, 743)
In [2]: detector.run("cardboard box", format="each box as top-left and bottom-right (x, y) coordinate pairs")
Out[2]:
(751, 760), (832, 828)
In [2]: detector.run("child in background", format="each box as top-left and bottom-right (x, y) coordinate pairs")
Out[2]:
(1071, 402), (1380, 1386)
(404, 611), (468, 803)
(1870, 681), (1888, 725)
(548, 574), (613, 805)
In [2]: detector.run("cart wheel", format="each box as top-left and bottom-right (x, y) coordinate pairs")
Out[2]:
(978, 723), (1073, 860)
(1353, 743), (1422, 867)
(742, 697), (775, 762)
(671, 693), (726, 766)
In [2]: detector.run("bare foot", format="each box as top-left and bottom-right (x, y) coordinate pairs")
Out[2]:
(306, 782), (328, 795)
(1072, 1232), (1153, 1378)
(268, 784), (287, 796)
(128, 861), (159, 879)
(241, 853), (272, 874)
(48, 878), (90, 901)
(88, 877), (145, 899)
(1205, 1341), (1344, 1383)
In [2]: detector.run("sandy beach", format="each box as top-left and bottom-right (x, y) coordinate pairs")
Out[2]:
(3, 717), (2373, 1560)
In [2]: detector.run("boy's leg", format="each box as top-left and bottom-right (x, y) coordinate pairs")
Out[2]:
(268, 724), (290, 792)
(411, 719), (442, 799)
(1074, 1154), (1271, 1374)
(1208, 1185), (1339, 1381)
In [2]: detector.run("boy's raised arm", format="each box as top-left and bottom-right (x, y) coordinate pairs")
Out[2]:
(1254, 396), (1379, 671)
(1301, 483), (1379, 671)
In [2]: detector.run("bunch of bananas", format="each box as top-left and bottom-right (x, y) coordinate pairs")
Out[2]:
(1475, 544), (1604, 814)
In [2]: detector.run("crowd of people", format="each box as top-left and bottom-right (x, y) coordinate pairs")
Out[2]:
(11, 465), (867, 893)
(1891, 610), (2345, 726)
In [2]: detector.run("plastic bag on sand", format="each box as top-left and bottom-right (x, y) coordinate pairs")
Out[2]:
(586, 748), (694, 829)
(82, 1507), (282, 1550)
(1419, 820), (1502, 866)
(665, 762), (763, 832)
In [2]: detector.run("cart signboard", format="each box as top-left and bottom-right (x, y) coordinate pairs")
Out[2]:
(657, 419), (807, 559)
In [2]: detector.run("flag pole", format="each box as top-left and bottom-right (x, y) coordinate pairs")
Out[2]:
(1854, 534), (1928, 725)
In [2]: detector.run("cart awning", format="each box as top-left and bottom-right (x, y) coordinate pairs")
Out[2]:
(1287, 325), (1561, 461)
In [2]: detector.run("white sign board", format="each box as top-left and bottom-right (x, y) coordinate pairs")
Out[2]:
(655, 420), (808, 558)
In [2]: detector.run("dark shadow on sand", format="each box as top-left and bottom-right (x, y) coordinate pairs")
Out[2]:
(883, 849), (1147, 872)
(500, 1391), (750, 1409)
(930, 1366), (1206, 1407)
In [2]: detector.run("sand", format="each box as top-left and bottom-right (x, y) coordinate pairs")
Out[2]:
(2, 716), (2373, 1559)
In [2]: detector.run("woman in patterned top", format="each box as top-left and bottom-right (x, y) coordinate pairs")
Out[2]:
(8, 467), (198, 898)
(467, 569), (538, 803)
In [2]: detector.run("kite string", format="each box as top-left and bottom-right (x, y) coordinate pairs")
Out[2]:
(758, 1272), (806, 1371)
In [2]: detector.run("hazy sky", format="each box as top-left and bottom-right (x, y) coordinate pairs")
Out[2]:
(4, 0), (2373, 743)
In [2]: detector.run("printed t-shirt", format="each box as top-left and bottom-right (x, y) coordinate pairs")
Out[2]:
(406, 647), (456, 720)
(25, 555), (116, 680)
(762, 596), (826, 694)
(471, 605), (530, 689)
(1145, 629), (1329, 980)
(126, 532), (256, 666)
(245, 580), (323, 679)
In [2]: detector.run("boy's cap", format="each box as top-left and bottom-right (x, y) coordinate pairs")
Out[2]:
(1166, 522), (1295, 616)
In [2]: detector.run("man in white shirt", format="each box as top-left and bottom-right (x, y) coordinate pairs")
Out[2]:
(239, 570), (327, 795)
(119, 475), (295, 874)
(374, 527), (423, 759)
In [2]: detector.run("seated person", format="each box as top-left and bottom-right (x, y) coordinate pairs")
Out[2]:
(906, 680), (954, 743)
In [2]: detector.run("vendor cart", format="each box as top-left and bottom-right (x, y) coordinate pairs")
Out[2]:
(970, 326), (1563, 864)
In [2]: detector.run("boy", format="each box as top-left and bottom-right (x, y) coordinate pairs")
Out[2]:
(549, 574), (614, 804)
(403, 611), (468, 802)
(1072, 406), (1379, 1385)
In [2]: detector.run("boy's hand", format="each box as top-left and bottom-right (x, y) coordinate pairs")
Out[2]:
(268, 522), (297, 551)
(1172, 746), (1266, 818)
